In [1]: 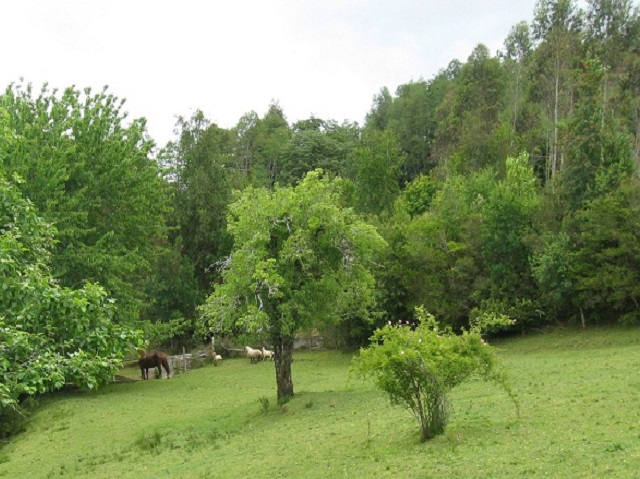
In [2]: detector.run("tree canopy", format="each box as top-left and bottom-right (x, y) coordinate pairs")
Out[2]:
(0, 169), (141, 408)
(200, 170), (387, 401)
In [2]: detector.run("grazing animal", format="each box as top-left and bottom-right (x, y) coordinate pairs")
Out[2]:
(245, 346), (263, 363)
(138, 349), (171, 379)
(213, 353), (223, 365)
(261, 347), (275, 360)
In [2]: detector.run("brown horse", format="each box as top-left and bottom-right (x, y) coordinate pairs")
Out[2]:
(138, 349), (171, 380)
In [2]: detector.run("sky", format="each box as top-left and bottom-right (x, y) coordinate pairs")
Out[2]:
(3, 0), (540, 147)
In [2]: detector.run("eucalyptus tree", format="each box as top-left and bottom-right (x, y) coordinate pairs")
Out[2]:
(453, 44), (509, 170)
(584, 0), (638, 70)
(530, 0), (584, 181)
(559, 58), (634, 212)
(200, 170), (387, 402)
(502, 21), (533, 134)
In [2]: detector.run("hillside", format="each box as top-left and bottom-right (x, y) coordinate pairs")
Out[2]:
(1, 327), (640, 478)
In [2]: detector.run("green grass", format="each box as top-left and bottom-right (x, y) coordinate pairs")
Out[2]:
(2, 327), (640, 478)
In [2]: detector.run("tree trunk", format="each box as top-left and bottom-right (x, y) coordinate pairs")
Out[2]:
(274, 334), (294, 404)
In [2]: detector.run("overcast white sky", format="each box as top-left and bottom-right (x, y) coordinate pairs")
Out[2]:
(3, 0), (540, 146)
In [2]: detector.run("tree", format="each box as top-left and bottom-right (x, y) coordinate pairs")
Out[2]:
(351, 307), (517, 441)
(480, 154), (541, 305)
(200, 170), (387, 403)
(349, 129), (404, 216)
(387, 80), (437, 181)
(0, 82), (170, 322)
(454, 44), (509, 170)
(279, 118), (355, 185)
(365, 87), (393, 131)
(167, 111), (237, 292)
(252, 103), (291, 188)
(502, 21), (533, 135)
(559, 58), (633, 211)
(0, 169), (142, 409)
(570, 180), (640, 324)
(530, 231), (576, 323)
(530, 0), (583, 181)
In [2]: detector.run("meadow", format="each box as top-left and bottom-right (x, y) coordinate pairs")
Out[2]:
(1, 327), (640, 479)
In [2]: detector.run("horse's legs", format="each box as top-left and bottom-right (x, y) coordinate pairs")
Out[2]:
(162, 359), (171, 379)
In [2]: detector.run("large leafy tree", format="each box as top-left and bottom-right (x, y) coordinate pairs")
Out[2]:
(0, 168), (141, 408)
(234, 103), (290, 188)
(480, 154), (541, 302)
(201, 170), (387, 402)
(0, 82), (170, 322)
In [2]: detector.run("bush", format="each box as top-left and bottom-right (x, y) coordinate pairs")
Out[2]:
(351, 306), (518, 441)
(0, 397), (38, 443)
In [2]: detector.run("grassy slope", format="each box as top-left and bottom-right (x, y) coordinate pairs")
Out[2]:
(2, 327), (640, 479)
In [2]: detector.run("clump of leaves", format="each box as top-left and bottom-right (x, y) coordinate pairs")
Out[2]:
(351, 306), (518, 441)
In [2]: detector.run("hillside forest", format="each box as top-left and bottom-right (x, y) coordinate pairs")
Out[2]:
(2, 0), (640, 410)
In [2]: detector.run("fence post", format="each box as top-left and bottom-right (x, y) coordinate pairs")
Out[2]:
(183, 346), (187, 373)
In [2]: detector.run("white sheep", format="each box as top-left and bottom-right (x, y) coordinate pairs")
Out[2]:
(245, 346), (263, 363)
(213, 353), (223, 366)
(261, 347), (275, 360)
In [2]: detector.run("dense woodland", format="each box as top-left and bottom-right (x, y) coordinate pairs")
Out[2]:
(2, 0), (640, 413)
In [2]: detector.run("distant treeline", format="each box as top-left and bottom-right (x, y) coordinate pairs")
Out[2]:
(2, 0), (640, 347)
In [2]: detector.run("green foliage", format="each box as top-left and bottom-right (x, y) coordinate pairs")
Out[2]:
(164, 111), (236, 293)
(202, 169), (387, 334)
(0, 171), (142, 408)
(559, 57), (634, 211)
(141, 316), (195, 348)
(380, 154), (541, 329)
(351, 307), (517, 441)
(479, 153), (541, 303)
(279, 118), (357, 186)
(402, 173), (440, 217)
(230, 103), (291, 188)
(571, 180), (640, 322)
(530, 231), (576, 322)
(0, 82), (170, 322)
(201, 169), (387, 400)
(0, 397), (37, 441)
(349, 129), (403, 216)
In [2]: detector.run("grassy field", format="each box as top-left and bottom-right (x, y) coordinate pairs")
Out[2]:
(2, 327), (640, 478)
